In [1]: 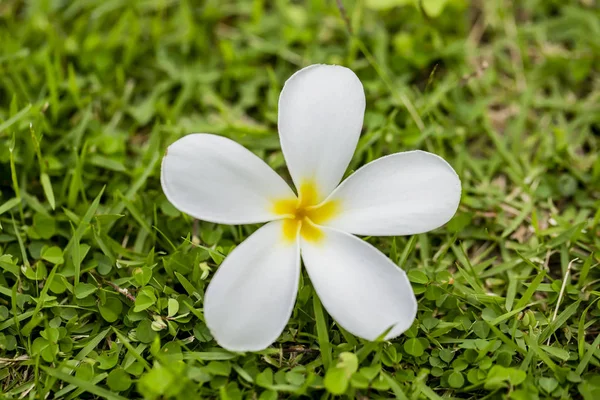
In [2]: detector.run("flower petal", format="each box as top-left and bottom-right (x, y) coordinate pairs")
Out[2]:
(278, 64), (365, 202)
(204, 221), (300, 351)
(324, 151), (461, 236)
(301, 227), (417, 340)
(161, 134), (295, 224)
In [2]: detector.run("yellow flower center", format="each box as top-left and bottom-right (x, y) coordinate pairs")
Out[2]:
(272, 181), (339, 243)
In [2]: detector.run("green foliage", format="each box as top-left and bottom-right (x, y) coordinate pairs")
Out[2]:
(324, 352), (359, 394)
(1, 0), (600, 398)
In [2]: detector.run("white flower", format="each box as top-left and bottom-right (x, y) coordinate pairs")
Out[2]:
(161, 64), (461, 352)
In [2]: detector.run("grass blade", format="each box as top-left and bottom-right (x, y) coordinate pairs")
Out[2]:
(41, 366), (127, 400)
(63, 186), (105, 256)
(313, 292), (331, 369)
(515, 270), (546, 310)
(576, 331), (600, 375)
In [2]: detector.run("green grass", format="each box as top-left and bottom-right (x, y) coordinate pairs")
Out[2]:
(1, 0), (600, 398)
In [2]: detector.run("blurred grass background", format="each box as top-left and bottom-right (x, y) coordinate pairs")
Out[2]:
(1, 0), (600, 398)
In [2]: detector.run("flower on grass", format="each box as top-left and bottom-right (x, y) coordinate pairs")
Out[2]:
(161, 64), (461, 351)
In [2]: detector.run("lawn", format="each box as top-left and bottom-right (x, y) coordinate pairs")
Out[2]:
(1, 0), (600, 398)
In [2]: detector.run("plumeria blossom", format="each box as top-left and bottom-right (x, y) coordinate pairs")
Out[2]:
(161, 64), (461, 352)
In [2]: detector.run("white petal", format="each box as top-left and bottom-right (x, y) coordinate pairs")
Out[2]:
(278, 64), (365, 202)
(301, 227), (417, 340)
(203, 221), (300, 351)
(161, 134), (295, 224)
(325, 151), (461, 236)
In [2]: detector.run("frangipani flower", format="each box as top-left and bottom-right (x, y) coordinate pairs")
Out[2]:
(161, 65), (461, 352)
